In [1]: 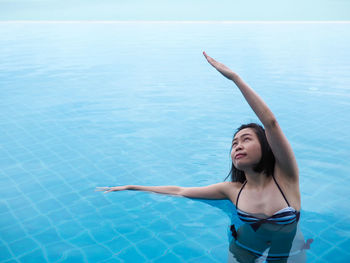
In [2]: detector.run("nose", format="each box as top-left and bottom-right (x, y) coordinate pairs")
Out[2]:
(231, 143), (243, 158)
(235, 142), (243, 151)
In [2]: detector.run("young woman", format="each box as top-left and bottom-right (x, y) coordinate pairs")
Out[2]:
(97, 52), (310, 262)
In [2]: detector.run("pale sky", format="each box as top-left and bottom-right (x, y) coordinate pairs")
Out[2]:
(0, 0), (349, 21)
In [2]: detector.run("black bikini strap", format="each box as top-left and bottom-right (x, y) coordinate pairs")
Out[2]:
(272, 175), (290, 207)
(235, 180), (247, 207)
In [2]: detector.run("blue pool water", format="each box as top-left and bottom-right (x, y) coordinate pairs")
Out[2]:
(0, 22), (350, 262)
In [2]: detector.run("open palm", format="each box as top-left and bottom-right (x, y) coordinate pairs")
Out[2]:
(203, 51), (235, 80)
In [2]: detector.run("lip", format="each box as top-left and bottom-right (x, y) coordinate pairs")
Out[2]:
(235, 153), (246, 160)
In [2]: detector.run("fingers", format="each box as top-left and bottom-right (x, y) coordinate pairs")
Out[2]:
(203, 51), (212, 61)
(95, 187), (110, 192)
(96, 187), (113, 194)
(203, 51), (217, 67)
(203, 51), (211, 61)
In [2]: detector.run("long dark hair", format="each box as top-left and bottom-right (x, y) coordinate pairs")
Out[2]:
(224, 123), (275, 183)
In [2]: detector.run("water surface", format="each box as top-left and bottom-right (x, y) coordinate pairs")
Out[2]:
(0, 22), (350, 262)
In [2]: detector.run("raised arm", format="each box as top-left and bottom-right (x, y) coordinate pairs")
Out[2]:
(203, 52), (298, 181)
(96, 182), (234, 200)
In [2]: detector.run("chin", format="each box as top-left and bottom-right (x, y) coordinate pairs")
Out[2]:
(234, 163), (248, 171)
(234, 161), (255, 171)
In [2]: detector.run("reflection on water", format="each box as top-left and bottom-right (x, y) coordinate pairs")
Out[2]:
(228, 221), (312, 263)
(197, 199), (313, 262)
(0, 22), (349, 262)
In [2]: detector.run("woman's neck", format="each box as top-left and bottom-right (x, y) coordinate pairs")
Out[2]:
(244, 169), (272, 189)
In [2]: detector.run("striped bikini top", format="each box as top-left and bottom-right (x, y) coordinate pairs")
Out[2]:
(235, 176), (300, 231)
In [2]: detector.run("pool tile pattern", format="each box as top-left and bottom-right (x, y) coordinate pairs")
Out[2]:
(1, 22), (350, 262)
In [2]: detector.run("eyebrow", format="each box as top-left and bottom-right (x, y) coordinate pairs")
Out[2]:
(232, 133), (252, 143)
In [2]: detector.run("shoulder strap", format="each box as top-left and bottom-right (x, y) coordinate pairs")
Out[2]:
(272, 175), (290, 207)
(235, 181), (247, 207)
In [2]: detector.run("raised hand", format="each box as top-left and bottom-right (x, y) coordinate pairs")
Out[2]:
(203, 51), (236, 80)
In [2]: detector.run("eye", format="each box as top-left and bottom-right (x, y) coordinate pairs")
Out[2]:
(244, 137), (250, 141)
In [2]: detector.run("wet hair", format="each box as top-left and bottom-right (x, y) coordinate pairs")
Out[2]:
(224, 123), (275, 183)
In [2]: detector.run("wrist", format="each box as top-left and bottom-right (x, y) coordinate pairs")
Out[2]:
(230, 72), (239, 81)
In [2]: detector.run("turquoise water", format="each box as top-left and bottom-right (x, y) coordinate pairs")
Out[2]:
(0, 22), (350, 262)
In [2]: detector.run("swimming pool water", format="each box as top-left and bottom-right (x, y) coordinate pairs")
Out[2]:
(0, 22), (350, 262)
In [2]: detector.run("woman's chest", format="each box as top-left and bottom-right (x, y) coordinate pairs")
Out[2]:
(237, 185), (289, 216)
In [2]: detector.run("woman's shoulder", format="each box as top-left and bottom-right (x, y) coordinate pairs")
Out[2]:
(274, 165), (300, 187)
(220, 181), (244, 203)
(273, 169), (301, 210)
(274, 158), (299, 183)
(220, 181), (243, 189)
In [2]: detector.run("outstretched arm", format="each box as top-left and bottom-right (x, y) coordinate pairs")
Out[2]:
(96, 182), (232, 200)
(203, 52), (298, 181)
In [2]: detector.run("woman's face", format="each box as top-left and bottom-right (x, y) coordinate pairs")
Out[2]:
(231, 128), (262, 170)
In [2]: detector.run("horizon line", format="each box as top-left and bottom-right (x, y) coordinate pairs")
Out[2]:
(1, 20), (350, 24)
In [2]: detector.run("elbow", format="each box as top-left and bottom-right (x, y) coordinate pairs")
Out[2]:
(177, 187), (186, 197)
(265, 118), (278, 129)
(178, 187), (196, 198)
